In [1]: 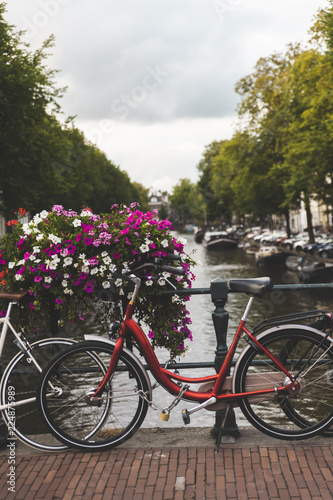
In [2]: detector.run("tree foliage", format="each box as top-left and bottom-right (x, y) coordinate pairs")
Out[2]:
(0, 3), (147, 224)
(195, 4), (333, 234)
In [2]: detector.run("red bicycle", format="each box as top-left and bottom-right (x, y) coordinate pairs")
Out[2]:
(37, 257), (333, 451)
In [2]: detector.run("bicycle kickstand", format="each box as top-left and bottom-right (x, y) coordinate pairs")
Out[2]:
(215, 403), (232, 453)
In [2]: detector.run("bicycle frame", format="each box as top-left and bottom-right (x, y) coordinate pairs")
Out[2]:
(0, 294), (54, 411)
(93, 293), (297, 406)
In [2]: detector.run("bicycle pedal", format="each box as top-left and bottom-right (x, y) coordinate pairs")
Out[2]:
(182, 409), (190, 425)
(160, 410), (170, 421)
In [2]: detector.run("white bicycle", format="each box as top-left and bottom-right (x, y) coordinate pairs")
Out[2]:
(0, 291), (76, 451)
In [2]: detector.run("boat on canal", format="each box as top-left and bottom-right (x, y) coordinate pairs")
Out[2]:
(202, 230), (238, 250)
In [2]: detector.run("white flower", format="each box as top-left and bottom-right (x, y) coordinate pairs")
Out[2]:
(119, 288), (125, 296)
(49, 261), (58, 270)
(63, 257), (73, 266)
(81, 266), (90, 274)
(145, 280), (153, 286)
(80, 209), (91, 217)
(33, 246), (40, 253)
(48, 234), (61, 244)
(73, 219), (82, 227)
(90, 268), (98, 275)
(99, 265), (106, 273)
(36, 234), (44, 241)
(158, 278), (166, 286)
(8, 262), (15, 269)
(62, 280), (68, 287)
(177, 237), (187, 245)
(162, 272), (171, 278)
(45, 276), (53, 283)
(114, 278), (122, 287)
(15, 275), (23, 281)
(101, 251), (108, 257)
(34, 259), (41, 264)
(172, 294), (180, 303)
(79, 253), (86, 260)
(127, 292), (133, 300)
(103, 256), (111, 265)
(161, 239), (169, 248)
(16, 260), (25, 266)
(29, 255), (36, 261)
(140, 243), (149, 253)
(63, 273), (70, 279)
(109, 264), (116, 273)
(74, 263), (78, 268)
(64, 288), (73, 295)
(22, 223), (30, 233)
(102, 281), (111, 289)
(40, 210), (48, 219)
(33, 215), (42, 225)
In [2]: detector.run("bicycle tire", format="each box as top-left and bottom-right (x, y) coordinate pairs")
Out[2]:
(37, 340), (151, 451)
(278, 334), (333, 436)
(233, 327), (333, 440)
(0, 337), (76, 451)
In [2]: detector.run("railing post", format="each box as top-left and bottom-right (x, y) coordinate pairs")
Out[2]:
(210, 278), (239, 440)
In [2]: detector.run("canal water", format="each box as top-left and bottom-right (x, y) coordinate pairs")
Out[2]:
(141, 232), (333, 430)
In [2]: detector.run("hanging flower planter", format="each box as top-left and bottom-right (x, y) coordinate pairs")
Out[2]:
(0, 204), (196, 356)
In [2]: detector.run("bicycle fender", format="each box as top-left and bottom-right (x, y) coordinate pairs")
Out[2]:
(84, 334), (152, 399)
(232, 323), (333, 394)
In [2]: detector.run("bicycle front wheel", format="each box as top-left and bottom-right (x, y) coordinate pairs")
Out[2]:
(234, 328), (333, 440)
(0, 338), (76, 451)
(37, 340), (151, 451)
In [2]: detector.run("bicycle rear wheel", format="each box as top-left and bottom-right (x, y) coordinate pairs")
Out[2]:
(0, 338), (76, 451)
(37, 340), (151, 451)
(234, 328), (333, 440)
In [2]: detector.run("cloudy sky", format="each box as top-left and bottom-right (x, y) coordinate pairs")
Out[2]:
(4, 0), (330, 193)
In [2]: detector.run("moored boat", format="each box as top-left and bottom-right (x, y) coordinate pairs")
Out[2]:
(255, 245), (287, 267)
(202, 230), (238, 250)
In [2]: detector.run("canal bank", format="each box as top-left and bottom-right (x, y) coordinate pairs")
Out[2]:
(0, 427), (332, 499)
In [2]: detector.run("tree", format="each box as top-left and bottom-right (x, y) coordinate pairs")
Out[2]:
(0, 3), (148, 222)
(170, 179), (204, 224)
(0, 3), (67, 219)
(197, 141), (225, 222)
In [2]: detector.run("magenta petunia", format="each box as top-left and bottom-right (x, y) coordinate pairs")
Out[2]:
(34, 275), (42, 282)
(84, 283), (94, 293)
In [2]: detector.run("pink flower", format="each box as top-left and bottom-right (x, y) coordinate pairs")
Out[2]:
(84, 283), (94, 293)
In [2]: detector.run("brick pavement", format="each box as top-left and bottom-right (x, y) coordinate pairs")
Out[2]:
(0, 441), (332, 499)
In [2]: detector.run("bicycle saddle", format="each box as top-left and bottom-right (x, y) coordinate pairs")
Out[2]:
(229, 277), (272, 296)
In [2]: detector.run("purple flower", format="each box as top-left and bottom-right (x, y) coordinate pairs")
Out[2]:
(34, 276), (42, 282)
(55, 298), (64, 305)
(84, 283), (94, 293)
(84, 237), (93, 245)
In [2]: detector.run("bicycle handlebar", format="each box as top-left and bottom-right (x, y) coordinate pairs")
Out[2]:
(159, 264), (185, 275)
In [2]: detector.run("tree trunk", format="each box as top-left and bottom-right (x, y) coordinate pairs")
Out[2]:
(284, 208), (291, 238)
(304, 195), (315, 243)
